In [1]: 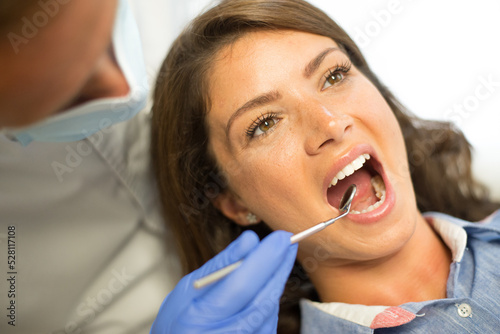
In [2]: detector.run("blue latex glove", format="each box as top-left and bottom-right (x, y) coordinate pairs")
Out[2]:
(151, 230), (298, 334)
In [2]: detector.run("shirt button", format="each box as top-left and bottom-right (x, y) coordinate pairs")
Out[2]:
(456, 303), (472, 318)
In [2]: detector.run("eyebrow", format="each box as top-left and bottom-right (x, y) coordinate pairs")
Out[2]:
(225, 90), (282, 137)
(303, 47), (340, 78)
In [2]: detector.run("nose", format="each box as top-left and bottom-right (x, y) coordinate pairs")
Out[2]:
(72, 49), (129, 107)
(303, 104), (353, 155)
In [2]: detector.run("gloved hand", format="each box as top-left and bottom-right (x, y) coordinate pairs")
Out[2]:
(151, 230), (298, 334)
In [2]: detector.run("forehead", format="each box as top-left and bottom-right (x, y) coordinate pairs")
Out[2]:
(207, 30), (340, 111)
(210, 29), (339, 78)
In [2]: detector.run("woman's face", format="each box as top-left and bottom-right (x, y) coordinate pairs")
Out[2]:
(207, 30), (419, 265)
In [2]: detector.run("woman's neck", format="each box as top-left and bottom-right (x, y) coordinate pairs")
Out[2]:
(309, 215), (452, 306)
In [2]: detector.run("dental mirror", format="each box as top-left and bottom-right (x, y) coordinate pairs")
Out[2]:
(339, 183), (357, 212)
(193, 184), (357, 289)
(289, 184), (356, 243)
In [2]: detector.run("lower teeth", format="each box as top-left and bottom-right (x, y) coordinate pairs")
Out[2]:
(350, 175), (386, 215)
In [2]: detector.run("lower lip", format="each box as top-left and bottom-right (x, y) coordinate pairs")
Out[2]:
(345, 161), (395, 224)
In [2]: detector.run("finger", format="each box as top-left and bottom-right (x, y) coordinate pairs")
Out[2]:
(229, 243), (298, 333)
(161, 230), (260, 315)
(181, 242), (297, 332)
(205, 231), (293, 309)
(190, 231), (295, 319)
(191, 230), (260, 280)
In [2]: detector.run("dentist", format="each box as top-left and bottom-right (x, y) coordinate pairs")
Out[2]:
(0, 1), (180, 332)
(0, 1), (292, 333)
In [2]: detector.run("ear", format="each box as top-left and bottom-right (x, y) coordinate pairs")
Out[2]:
(212, 191), (260, 226)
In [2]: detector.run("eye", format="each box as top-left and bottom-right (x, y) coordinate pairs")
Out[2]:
(322, 61), (352, 90)
(246, 113), (280, 138)
(325, 72), (344, 87)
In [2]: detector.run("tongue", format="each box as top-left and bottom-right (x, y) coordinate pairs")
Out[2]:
(327, 168), (378, 210)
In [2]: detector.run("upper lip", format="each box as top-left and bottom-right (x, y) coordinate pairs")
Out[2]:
(323, 143), (378, 204)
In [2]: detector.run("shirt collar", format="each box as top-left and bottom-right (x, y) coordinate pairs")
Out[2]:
(302, 301), (387, 327)
(426, 215), (467, 262)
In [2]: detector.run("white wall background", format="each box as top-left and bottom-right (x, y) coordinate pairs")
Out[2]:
(131, 0), (500, 200)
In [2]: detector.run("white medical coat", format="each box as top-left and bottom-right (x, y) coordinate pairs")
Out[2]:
(0, 109), (181, 333)
(0, 1), (185, 332)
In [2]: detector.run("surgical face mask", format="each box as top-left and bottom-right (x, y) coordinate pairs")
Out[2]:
(3, 0), (148, 146)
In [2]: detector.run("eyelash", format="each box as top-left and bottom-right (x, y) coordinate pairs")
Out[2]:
(323, 61), (352, 88)
(245, 112), (280, 138)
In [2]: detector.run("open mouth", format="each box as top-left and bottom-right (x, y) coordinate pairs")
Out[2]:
(327, 154), (387, 215)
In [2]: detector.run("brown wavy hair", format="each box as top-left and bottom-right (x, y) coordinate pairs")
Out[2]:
(151, 0), (499, 332)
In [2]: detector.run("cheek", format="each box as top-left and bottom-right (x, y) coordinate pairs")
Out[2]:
(223, 136), (306, 226)
(360, 83), (417, 206)
(353, 81), (394, 126)
(350, 78), (413, 182)
(234, 137), (299, 194)
(354, 80), (406, 155)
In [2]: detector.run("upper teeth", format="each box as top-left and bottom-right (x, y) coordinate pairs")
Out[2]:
(329, 154), (370, 187)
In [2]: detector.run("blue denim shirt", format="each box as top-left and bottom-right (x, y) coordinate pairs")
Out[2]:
(300, 210), (500, 333)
